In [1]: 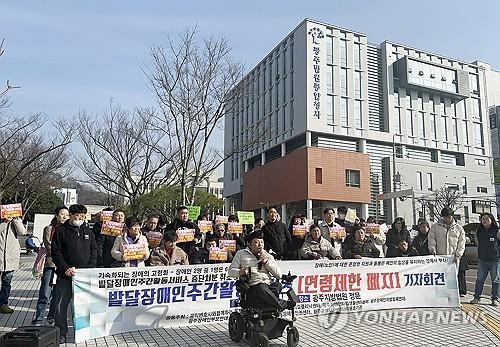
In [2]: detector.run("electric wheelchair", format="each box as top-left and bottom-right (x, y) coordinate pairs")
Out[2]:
(228, 271), (300, 347)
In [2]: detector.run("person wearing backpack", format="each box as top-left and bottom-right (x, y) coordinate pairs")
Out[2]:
(0, 215), (27, 314)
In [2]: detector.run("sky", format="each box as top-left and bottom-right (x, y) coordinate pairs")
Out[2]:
(1, 0), (499, 143)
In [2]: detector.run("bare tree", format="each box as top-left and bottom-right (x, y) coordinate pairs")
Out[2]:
(0, 39), (20, 115)
(77, 103), (174, 205)
(146, 27), (259, 205)
(0, 113), (73, 203)
(421, 186), (465, 219)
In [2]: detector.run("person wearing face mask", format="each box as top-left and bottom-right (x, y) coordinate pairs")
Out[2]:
(412, 219), (430, 256)
(51, 204), (97, 345)
(31, 206), (69, 325)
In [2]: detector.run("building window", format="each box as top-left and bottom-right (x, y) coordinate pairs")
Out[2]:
(341, 68), (348, 96)
(407, 110), (414, 136)
(472, 200), (491, 214)
(340, 39), (347, 66)
(472, 98), (481, 121)
(418, 112), (425, 138)
(441, 116), (448, 141)
(416, 171), (423, 190)
(354, 100), (362, 128)
(452, 118), (458, 143)
(477, 187), (488, 193)
(429, 96), (435, 113)
(463, 120), (469, 145)
(346, 169), (360, 187)
(316, 168), (323, 184)
(326, 36), (333, 65)
(340, 97), (348, 126)
(430, 114), (436, 139)
(473, 122), (484, 147)
(354, 71), (362, 98)
(476, 158), (486, 166)
(462, 177), (467, 194)
(326, 65), (333, 94)
(393, 107), (402, 134)
(353, 43), (361, 70)
(326, 95), (334, 124)
(426, 173), (433, 191)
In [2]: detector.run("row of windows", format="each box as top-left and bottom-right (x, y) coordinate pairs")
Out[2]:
(315, 168), (360, 188)
(325, 96), (363, 128)
(416, 173), (489, 194)
(393, 89), (482, 122)
(393, 107), (484, 148)
(325, 36), (362, 69)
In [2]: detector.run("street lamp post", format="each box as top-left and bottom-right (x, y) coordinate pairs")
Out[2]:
(392, 133), (400, 219)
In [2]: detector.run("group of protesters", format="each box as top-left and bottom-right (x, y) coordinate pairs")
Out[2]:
(0, 202), (498, 344)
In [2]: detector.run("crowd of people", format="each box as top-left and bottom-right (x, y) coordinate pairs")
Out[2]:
(0, 203), (498, 344)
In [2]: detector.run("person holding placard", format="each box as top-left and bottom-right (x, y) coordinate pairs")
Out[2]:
(190, 234), (232, 264)
(111, 217), (150, 267)
(289, 215), (306, 260)
(342, 227), (380, 259)
(165, 206), (201, 256)
(92, 207), (114, 240)
(386, 217), (412, 258)
(32, 206), (69, 325)
(150, 230), (189, 266)
(228, 214), (246, 251)
(0, 207), (27, 314)
(96, 209), (125, 267)
(301, 224), (341, 260)
(318, 207), (344, 255)
(51, 204), (96, 344)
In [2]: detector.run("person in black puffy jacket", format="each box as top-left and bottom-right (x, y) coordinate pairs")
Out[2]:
(470, 212), (500, 306)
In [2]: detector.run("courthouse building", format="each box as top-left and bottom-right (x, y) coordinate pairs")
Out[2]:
(223, 18), (496, 224)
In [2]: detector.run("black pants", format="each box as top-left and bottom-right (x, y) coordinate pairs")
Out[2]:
(54, 277), (72, 337)
(458, 270), (467, 295)
(246, 282), (287, 311)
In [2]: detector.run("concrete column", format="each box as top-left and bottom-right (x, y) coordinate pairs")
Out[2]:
(361, 203), (369, 219)
(261, 153), (266, 166)
(306, 199), (313, 220)
(281, 143), (286, 157)
(435, 149), (442, 163)
(244, 160), (249, 173)
(260, 207), (266, 220)
(358, 138), (367, 154)
(281, 203), (287, 224)
(306, 131), (312, 147)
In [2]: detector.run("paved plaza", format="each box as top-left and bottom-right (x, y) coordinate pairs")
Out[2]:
(0, 255), (498, 346)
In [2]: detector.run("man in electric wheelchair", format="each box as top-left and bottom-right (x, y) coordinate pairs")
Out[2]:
(227, 230), (300, 347)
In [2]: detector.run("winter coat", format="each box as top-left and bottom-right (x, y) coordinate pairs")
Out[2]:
(342, 237), (380, 259)
(428, 218), (465, 258)
(227, 248), (282, 287)
(96, 233), (118, 268)
(386, 228), (411, 257)
(318, 220), (343, 244)
(149, 245), (189, 266)
(111, 232), (150, 267)
(0, 219), (26, 272)
(262, 220), (291, 259)
(165, 219), (202, 255)
(51, 221), (97, 280)
(476, 224), (500, 261)
(43, 224), (58, 268)
(412, 232), (430, 256)
(300, 235), (341, 259)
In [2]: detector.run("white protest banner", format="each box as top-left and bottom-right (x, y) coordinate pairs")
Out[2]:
(73, 256), (459, 343)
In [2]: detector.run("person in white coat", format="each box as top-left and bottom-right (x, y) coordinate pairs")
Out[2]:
(428, 207), (466, 266)
(0, 216), (27, 314)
